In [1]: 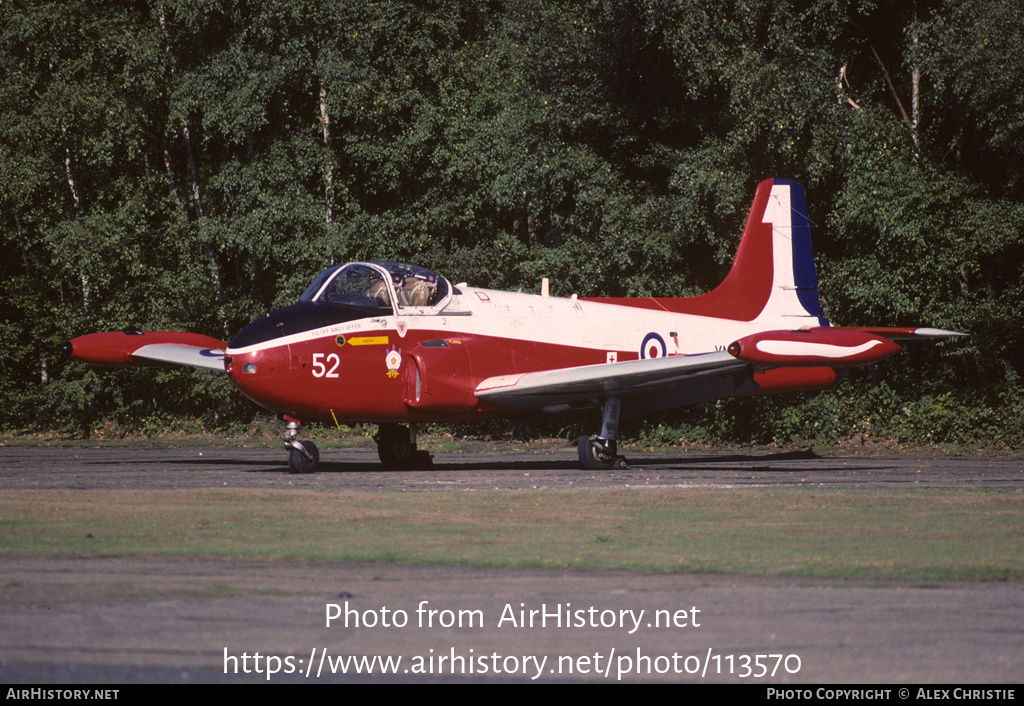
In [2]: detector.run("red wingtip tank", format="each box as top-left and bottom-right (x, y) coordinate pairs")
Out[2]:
(61, 331), (227, 367)
(728, 327), (901, 368)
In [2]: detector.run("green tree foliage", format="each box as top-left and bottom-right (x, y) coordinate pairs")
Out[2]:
(1, 0), (1020, 444)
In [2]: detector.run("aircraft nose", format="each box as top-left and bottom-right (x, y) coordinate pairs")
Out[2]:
(224, 346), (299, 417)
(225, 352), (259, 376)
(60, 340), (74, 357)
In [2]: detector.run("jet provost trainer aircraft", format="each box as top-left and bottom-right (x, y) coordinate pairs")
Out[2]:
(63, 179), (962, 472)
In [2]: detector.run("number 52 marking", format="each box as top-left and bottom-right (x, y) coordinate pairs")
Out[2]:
(312, 353), (340, 378)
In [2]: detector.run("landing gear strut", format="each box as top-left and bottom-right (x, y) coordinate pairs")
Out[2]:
(283, 418), (319, 474)
(375, 423), (433, 469)
(577, 398), (628, 470)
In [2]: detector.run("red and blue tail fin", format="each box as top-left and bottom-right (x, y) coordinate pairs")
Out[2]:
(679, 178), (826, 324)
(589, 178), (828, 326)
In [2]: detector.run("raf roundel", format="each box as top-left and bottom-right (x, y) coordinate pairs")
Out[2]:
(640, 332), (667, 359)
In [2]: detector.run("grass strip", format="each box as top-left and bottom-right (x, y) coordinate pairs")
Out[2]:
(1, 487), (1021, 580)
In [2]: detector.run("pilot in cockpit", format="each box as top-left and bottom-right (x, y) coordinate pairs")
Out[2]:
(398, 275), (434, 307)
(364, 278), (391, 307)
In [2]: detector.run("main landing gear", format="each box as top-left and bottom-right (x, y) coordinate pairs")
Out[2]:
(283, 418), (320, 474)
(375, 423), (433, 469)
(577, 398), (628, 470)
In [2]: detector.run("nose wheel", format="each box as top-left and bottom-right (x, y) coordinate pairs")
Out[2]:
(283, 418), (320, 474)
(288, 441), (320, 474)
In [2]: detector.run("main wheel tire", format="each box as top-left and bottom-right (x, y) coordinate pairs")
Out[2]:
(288, 440), (320, 474)
(377, 424), (416, 468)
(578, 435), (616, 470)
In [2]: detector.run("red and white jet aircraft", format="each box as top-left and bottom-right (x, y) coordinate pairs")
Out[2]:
(63, 179), (962, 472)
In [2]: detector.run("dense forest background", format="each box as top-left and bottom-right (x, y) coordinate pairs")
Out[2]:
(2, 0), (1022, 446)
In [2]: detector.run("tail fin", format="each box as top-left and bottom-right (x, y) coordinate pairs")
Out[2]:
(684, 178), (826, 324)
(589, 179), (829, 326)
(751, 178), (826, 325)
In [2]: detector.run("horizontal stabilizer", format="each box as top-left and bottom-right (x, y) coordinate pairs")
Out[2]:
(847, 327), (967, 341)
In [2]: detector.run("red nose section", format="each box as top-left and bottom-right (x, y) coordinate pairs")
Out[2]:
(729, 328), (901, 367)
(62, 331), (227, 367)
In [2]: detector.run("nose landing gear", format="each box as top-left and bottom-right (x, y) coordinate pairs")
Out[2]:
(283, 418), (320, 474)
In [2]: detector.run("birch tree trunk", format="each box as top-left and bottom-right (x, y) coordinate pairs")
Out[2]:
(910, 1), (920, 162)
(60, 120), (90, 312)
(182, 119), (204, 220)
(320, 77), (334, 229)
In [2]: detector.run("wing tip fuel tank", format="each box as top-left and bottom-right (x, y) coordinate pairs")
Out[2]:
(728, 328), (902, 367)
(62, 331), (227, 369)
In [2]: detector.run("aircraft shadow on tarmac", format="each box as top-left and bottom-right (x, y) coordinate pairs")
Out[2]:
(218, 448), (889, 474)
(137, 446), (891, 475)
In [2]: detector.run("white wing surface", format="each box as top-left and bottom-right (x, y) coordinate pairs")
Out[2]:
(129, 344), (226, 371)
(475, 351), (750, 416)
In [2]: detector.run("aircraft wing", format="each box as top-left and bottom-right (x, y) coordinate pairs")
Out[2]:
(62, 331), (227, 372)
(128, 343), (226, 371)
(475, 351), (750, 415)
(473, 326), (966, 417)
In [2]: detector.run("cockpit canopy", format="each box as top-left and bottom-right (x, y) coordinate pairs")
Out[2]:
(300, 262), (451, 312)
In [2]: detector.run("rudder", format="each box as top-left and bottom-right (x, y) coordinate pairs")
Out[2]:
(755, 178), (826, 325)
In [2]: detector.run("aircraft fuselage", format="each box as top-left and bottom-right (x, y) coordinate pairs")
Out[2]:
(223, 265), (828, 425)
